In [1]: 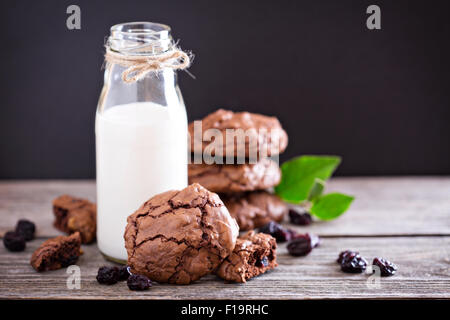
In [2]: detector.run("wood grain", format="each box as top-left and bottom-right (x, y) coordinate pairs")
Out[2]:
(0, 237), (448, 299)
(1, 177), (449, 237)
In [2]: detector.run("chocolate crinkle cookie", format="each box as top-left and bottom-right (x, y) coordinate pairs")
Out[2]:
(188, 158), (281, 193)
(30, 232), (82, 271)
(221, 192), (288, 231)
(124, 183), (239, 285)
(216, 231), (277, 283)
(52, 195), (96, 244)
(188, 109), (288, 159)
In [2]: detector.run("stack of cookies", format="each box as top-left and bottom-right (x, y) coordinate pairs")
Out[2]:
(188, 109), (289, 231)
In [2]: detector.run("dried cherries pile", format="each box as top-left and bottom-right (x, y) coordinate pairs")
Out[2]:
(96, 265), (151, 291)
(258, 218), (398, 278)
(3, 219), (36, 252)
(259, 221), (320, 257)
(337, 250), (398, 276)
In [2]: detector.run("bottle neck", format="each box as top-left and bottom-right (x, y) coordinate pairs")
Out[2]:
(97, 22), (183, 112)
(99, 63), (179, 110)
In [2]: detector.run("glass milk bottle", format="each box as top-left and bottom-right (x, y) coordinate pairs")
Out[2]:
(96, 22), (189, 262)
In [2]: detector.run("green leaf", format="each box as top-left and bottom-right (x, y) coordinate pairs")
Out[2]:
(308, 178), (326, 202)
(310, 193), (354, 220)
(275, 155), (341, 203)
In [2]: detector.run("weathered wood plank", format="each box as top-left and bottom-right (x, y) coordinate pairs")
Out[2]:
(0, 177), (449, 237)
(0, 237), (448, 299)
(0, 180), (95, 238)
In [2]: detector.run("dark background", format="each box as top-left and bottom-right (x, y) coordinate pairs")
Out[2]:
(1, 0), (449, 178)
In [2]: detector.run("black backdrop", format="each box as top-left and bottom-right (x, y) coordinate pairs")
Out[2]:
(1, 0), (449, 178)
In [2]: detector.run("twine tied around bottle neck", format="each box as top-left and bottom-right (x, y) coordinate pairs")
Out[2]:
(104, 47), (192, 83)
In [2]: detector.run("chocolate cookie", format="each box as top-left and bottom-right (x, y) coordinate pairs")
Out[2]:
(216, 231), (277, 283)
(124, 183), (239, 285)
(222, 192), (288, 231)
(30, 232), (82, 272)
(53, 195), (96, 244)
(188, 109), (288, 158)
(188, 158), (281, 193)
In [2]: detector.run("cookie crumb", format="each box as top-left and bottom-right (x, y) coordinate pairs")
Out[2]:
(30, 232), (82, 271)
(216, 231), (277, 283)
(52, 195), (96, 243)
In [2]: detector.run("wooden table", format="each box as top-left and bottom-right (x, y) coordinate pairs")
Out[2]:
(0, 178), (449, 299)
